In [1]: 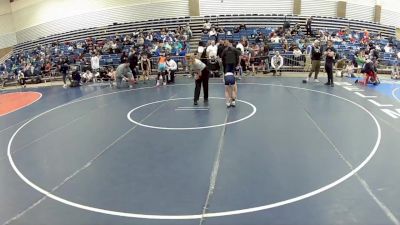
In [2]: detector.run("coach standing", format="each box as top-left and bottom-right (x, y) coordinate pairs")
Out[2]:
(115, 60), (134, 88)
(221, 41), (241, 73)
(305, 40), (322, 83)
(324, 40), (336, 87)
(128, 48), (139, 84)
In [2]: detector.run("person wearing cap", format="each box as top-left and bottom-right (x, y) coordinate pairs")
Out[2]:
(115, 61), (134, 88)
(305, 40), (322, 83)
(271, 51), (284, 76)
(186, 54), (210, 105)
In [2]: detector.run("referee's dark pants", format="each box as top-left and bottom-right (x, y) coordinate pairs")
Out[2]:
(325, 62), (334, 85)
(194, 68), (210, 102)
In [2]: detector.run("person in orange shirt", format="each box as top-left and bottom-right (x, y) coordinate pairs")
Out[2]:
(157, 52), (167, 86)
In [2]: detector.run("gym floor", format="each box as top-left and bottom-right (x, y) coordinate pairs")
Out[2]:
(1, 76), (400, 225)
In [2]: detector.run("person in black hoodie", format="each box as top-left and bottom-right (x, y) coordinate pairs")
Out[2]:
(128, 48), (139, 83)
(59, 62), (70, 88)
(306, 17), (312, 36)
(324, 40), (337, 87)
(221, 41), (241, 74)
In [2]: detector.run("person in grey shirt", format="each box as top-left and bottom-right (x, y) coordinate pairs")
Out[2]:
(115, 61), (134, 88)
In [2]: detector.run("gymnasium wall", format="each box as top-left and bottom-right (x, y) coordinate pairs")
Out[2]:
(199, 0), (294, 15)
(0, 0), (17, 48)
(11, 0), (189, 43)
(380, 0), (400, 28)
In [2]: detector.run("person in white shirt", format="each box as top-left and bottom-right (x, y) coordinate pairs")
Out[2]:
(344, 61), (355, 78)
(209, 28), (217, 40)
(293, 47), (302, 58)
(384, 43), (394, 53)
(186, 53), (210, 105)
(206, 41), (218, 59)
(82, 70), (94, 83)
(90, 53), (100, 82)
(271, 51), (284, 76)
(236, 41), (244, 55)
(91, 53), (100, 71)
(202, 20), (212, 33)
(271, 33), (281, 43)
(166, 56), (177, 84)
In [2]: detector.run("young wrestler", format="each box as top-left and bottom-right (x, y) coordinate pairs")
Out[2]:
(140, 53), (151, 83)
(157, 52), (167, 86)
(224, 70), (238, 107)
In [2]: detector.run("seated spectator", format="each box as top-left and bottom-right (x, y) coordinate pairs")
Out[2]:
(293, 47), (303, 58)
(335, 58), (346, 77)
(70, 69), (81, 87)
(183, 24), (192, 41)
(166, 55), (177, 83)
(209, 27), (217, 41)
(236, 40), (245, 54)
(81, 70), (93, 83)
(137, 34), (145, 46)
(202, 20), (212, 33)
(256, 46), (270, 73)
(146, 33), (154, 42)
(344, 61), (355, 78)
(282, 40), (289, 52)
(120, 51), (128, 63)
(107, 66), (116, 82)
(271, 33), (281, 43)
(206, 41), (218, 59)
(255, 32), (265, 44)
(384, 43), (394, 53)
(198, 41), (206, 56)
(291, 23), (301, 35)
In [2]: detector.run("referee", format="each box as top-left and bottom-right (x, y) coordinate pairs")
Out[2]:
(186, 54), (210, 105)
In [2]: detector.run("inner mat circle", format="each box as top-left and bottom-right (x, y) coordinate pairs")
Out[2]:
(127, 97), (257, 130)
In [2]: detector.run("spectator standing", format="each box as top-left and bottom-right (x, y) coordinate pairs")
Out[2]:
(60, 62), (69, 88)
(305, 17), (312, 36)
(305, 40), (322, 83)
(128, 48), (139, 83)
(91, 53), (100, 73)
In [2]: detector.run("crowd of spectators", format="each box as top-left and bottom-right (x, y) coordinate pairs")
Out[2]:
(197, 18), (400, 78)
(0, 23), (192, 88)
